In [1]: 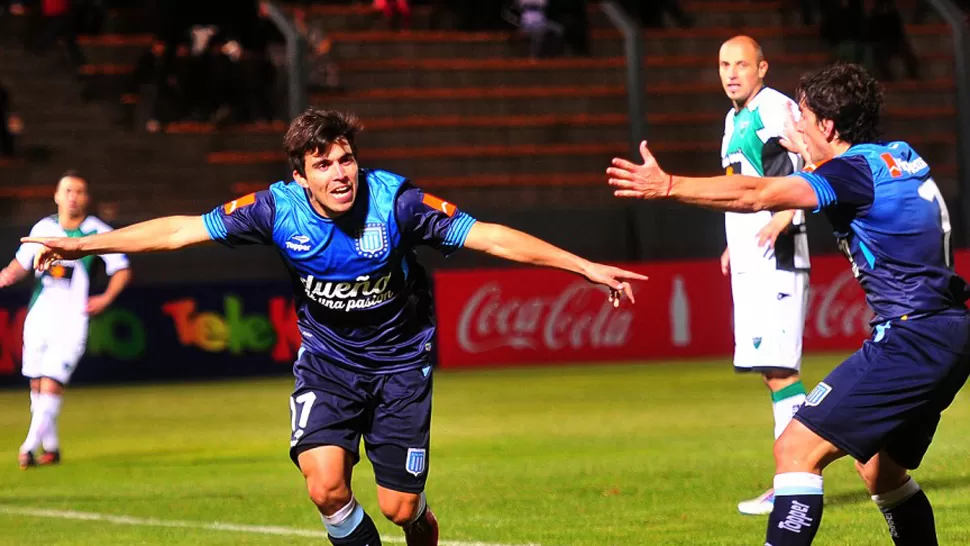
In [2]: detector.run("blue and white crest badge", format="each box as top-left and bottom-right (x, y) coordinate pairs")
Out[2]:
(355, 223), (388, 258)
(405, 448), (426, 477)
(805, 382), (832, 407)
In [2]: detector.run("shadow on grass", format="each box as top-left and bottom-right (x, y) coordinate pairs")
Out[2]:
(825, 474), (970, 507)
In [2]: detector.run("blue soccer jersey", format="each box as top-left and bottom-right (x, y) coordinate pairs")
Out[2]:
(797, 142), (970, 322)
(202, 169), (476, 373)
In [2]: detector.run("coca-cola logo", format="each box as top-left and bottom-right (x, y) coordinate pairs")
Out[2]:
(457, 282), (634, 353)
(807, 269), (874, 340)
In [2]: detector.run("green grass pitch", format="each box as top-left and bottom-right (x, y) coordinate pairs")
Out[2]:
(1, 355), (969, 545)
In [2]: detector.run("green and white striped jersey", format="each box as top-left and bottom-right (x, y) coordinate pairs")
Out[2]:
(15, 215), (129, 319)
(720, 86), (810, 272)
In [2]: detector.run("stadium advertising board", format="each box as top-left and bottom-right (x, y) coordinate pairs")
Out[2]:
(1, 252), (969, 383)
(0, 283), (300, 383)
(434, 250), (970, 369)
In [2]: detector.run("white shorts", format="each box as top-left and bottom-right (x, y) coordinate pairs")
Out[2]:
(731, 269), (809, 372)
(21, 316), (87, 385)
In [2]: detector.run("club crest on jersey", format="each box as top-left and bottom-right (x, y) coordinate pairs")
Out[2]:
(805, 382), (832, 407)
(355, 223), (388, 258)
(406, 448), (427, 477)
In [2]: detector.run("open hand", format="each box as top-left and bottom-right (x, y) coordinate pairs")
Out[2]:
(756, 211), (796, 250)
(607, 141), (671, 201)
(580, 262), (648, 307)
(19, 236), (86, 272)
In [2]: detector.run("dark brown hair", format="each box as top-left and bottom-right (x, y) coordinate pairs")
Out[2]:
(795, 62), (883, 146)
(284, 109), (363, 177)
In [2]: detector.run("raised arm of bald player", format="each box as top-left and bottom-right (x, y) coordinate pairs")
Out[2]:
(21, 215), (211, 272)
(608, 140), (820, 213)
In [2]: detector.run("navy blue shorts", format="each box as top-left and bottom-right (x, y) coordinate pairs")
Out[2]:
(288, 351), (433, 493)
(795, 309), (970, 469)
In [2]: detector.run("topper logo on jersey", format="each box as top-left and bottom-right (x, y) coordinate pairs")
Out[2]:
(300, 272), (394, 311)
(880, 152), (928, 177)
(355, 223), (388, 258)
(285, 234), (311, 252)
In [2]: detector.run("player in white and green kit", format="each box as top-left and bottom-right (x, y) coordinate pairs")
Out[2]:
(717, 36), (811, 515)
(0, 172), (131, 469)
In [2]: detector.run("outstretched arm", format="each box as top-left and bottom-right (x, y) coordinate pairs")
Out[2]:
(0, 259), (29, 288)
(607, 141), (819, 213)
(463, 221), (648, 304)
(22, 216), (210, 271)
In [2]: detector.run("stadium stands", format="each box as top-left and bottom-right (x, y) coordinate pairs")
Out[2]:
(0, 1), (959, 245)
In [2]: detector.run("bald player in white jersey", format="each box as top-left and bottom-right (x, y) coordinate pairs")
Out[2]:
(718, 36), (811, 515)
(0, 171), (131, 469)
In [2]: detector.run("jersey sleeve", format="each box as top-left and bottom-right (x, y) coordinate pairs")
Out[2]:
(795, 154), (875, 214)
(201, 190), (276, 247)
(88, 219), (131, 275)
(395, 182), (477, 255)
(14, 221), (47, 270)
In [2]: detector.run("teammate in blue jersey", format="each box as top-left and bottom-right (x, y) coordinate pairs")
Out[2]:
(606, 62), (970, 546)
(23, 109), (648, 546)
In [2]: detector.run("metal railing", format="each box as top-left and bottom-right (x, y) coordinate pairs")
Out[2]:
(600, 1), (645, 160)
(925, 0), (970, 242)
(263, 2), (308, 121)
(600, 1), (647, 260)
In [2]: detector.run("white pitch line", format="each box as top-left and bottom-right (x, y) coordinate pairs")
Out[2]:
(0, 506), (541, 546)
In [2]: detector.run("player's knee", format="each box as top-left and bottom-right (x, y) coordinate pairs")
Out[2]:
(854, 459), (878, 491)
(855, 458), (910, 495)
(378, 492), (422, 526)
(305, 475), (352, 515)
(773, 429), (816, 473)
(39, 377), (65, 395)
(762, 369), (798, 389)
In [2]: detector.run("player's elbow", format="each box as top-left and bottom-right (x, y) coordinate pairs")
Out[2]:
(747, 179), (801, 213)
(464, 222), (505, 256)
(167, 216), (210, 251)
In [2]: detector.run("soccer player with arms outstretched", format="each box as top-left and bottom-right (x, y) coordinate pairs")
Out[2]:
(0, 171), (132, 469)
(23, 109), (647, 546)
(607, 63), (968, 545)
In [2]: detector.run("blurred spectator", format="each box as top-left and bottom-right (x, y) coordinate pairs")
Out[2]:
(507, 0), (565, 58)
(2, 0), (26, 16)
(120, 39), (186, 131)
(869, 0), (919, 80)
(129, 0), (280, 127)
(0, 81), (22, 157)
(374, 0), (410, 30)
(31, 0), (87, 70)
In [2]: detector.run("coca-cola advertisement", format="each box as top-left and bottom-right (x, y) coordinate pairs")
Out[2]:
(433, 251), (970, 369)
(434, 261), (734, 368)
